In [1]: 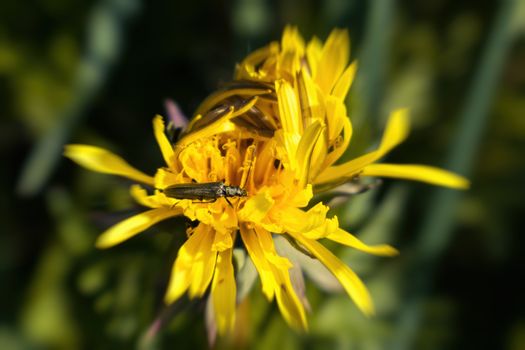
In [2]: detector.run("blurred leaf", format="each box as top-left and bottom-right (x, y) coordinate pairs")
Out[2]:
(20, 244), (79, 350)
(341, 185), (408, 275)
(17, 0), (141, 196)
(393, 0), (521, 348)
(346, 0), (394, 159)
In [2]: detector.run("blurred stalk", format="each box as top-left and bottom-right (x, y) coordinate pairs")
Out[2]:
(393, 0), (519, 348)
(340, 0), (395, 227)
(347, 0), (394, 158)
(17, 0), (140, 196)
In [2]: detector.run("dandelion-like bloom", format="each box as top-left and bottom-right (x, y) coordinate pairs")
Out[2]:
(64, 27), (468, 334)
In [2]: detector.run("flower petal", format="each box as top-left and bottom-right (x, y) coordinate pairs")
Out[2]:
(277, 79), (302, 135)
(96, 207), (180, 248)
(306, 36), (322, 77)
(153, 115), (175, 166)
(314, 108), (410, 184)
(240, 225), (308, 330)
(256, 227), (308, 330)
(212, 248), (236, 334)
(176, 109), (237, 151)
(165, 224), (217, 304)
(332, 60), (358, 100)
(326, 228), (399, 256)
(235, 42), (280, 80)
(188, 226), (217, 298)
(361, 163), (470, 189)
(130, 185), (161, 208)
(239, 224), (275, 300)
(276, 80), (302, 172)
(296, 120), (324, 186)
(275, 203), (331, 236)
(297, 68), (322, 127)
(321, 116), (352, 170)
(290, 233), (375, 316)
(237, 190), (275, 223)
(64, 144), (154, 185)
(314, 29), (350, 95)
(325, 96), (347, 144)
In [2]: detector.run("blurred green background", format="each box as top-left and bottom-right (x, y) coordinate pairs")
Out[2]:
(1, 0), (524, 349)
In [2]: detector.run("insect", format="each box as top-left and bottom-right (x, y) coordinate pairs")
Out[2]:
(160, 181), (247, 206)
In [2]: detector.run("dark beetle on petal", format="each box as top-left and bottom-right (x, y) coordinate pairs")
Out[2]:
(160, 181), (247, 206)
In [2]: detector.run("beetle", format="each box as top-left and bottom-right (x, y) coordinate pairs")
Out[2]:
(159, 181), (247, 206)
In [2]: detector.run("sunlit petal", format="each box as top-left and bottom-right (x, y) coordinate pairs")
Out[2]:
(165, 224), (217, 304)
(96, 208), (180, 249)
(64, 144), (154, 185)
(130, 185), (160, 208)
(314, 29), (350, 95)
(291, 233), (375, 316)
(212, 248), (236, 334)
(327, 228), (399, 256)
(153, 115), (175, 166)
(361, 163), (470, 189)
(296, 120), (324, 186)
(332, 61), (358, 100)
(315, 109), (410, 184)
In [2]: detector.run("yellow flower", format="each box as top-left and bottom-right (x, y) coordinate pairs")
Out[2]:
(64, 26), (468, 335)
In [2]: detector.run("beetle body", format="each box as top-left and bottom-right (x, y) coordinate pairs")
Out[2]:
(161, 182), (247, 205)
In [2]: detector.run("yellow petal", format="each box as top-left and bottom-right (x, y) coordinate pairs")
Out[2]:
(129, 185), (160, 208)
(276, 91), (302, 171)
(306, 36), (322, 77)
(276, 203), (330, 236)
(212, 248), (236, 335)
(361, 163), (470, 189)
(212, 230), (234, 252)
(193, 87), (271, 124)
(321, 116), (352, 170)
(296, 120), (324, 186)
(188, 227), (217, 298)
(176, 109), (237, 151)
(281, 25), (305, 54)
(64, 144), (154, 185)
(327, 228), (399, 256)
(153, 115), (175, 166)
(315, 108), (410, 184)
(239, 224), (275, 300)
(302, 216), (339, 240)
(297, 68), (322, 127)
(279, 26), (305, 79)
(276, 79), (302, 137)
(255, 227), (308, 330)
(288, 184), (313, 208)
(332, 60), (358, 100)
(290, 233), (375, 316)
(274, 270), (309, 331)
(240, 223), (310, 332)
(165, 224), (217, 304)
(235, 42), (280, 80)
(377, 108), (410, 153)
(96, 207), (180, 248)
(237, 190), (275, 223)
(314, 29), (350, 95)
(325, 96), (347, 144)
